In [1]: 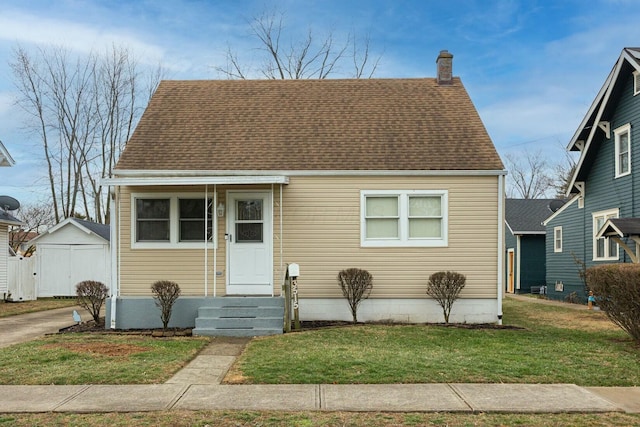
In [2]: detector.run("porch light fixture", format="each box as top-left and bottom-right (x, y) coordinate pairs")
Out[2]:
(217, 202), (225, 217)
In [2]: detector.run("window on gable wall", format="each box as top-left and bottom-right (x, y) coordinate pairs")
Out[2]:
(361, 190), (448, 247)
(593, 209), (618, 261)
(554, 226), (562, 253)
(634, 71), (640, 96)
(133, 194), (215, 248)
(614, 124), (631, 178)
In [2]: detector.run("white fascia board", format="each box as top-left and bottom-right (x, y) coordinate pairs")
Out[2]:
(0, 218), (22, 226)
(596, 219), (623, 239)
(104, 169), (507, 187)
(542, 195), (580, 226)
(510, 231), (546, 235)
(0, 141), (15, 167)
(101, 175), (290, 187)
(28, 218), (103, 245)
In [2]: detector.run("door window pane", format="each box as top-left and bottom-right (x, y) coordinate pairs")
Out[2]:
(235, 199), (263, 243)
(237, 200), (262, 221)
(236, 223), (263, 242)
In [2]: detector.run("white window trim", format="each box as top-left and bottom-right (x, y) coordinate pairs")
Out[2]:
(131, 192), (217, 249)
(360, 189), (448, 247)
(634, 71), (640, 96)
(592, 208), (619, 261)
(553, 226), (563, 253)
(614, 123), (631, 178)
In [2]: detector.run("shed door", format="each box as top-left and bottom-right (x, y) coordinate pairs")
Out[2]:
(226, 192), (272, 295)
(37, 245), (108, 297)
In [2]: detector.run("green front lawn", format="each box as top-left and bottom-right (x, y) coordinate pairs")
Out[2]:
(231, 298), (640, 386)
(0, 334), (209, 385)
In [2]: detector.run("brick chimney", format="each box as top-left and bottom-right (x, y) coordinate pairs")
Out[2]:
(436, 50), (453, 85)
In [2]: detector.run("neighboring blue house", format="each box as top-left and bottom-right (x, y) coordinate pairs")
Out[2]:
(505, 199), (565, 294)
(544, 47), (640, 302)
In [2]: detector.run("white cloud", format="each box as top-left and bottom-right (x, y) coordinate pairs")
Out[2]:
(0, 9), (166, 66)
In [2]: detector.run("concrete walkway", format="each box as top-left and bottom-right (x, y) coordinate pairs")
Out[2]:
(0, 303), (639, 414)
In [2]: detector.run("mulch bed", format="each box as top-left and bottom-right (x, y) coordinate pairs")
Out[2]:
(57, 318), (523, 337)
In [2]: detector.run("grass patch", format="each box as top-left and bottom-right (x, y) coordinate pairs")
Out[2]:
(0, 334), (209, 384)
(230, 298), (640, 386)
(0, 298), (79, 317)
(1, 410), (639, 426)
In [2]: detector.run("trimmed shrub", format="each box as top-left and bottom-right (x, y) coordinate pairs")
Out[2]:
(151, 280), (181, 331)
(75, 280), (109, 323)
(585, 263), (640, 344)
(426, 271), (466, 324)
(337, 268), (373, 323)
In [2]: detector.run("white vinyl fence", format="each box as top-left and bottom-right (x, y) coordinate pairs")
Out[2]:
(7, 256), (36, 301)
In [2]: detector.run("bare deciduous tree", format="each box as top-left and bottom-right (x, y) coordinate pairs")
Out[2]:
(216, 10), (380, 80)
(504, 149), (555, 199)
(11, 44), (162, 224)
(553, 148), (579, 197)
(9, 201), (55, 255)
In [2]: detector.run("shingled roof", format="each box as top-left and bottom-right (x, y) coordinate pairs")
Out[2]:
(505, 199), (566, 234)
(115, 78), (503, 172)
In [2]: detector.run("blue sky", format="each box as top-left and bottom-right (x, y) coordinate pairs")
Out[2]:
(1, 0), (640, 205)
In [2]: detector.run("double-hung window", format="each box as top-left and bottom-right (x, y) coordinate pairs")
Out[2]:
(553, 226), (562, 253)
(593, 209), (618, 261)
(614, 124), (631, 178)
(133, 193), (215, 248)
(361, 190), (447, 247)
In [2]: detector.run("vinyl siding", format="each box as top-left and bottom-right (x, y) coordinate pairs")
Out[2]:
(545, 200), (587, 301)
(117, 175), (500, 299)
(0, 225), (8, 293)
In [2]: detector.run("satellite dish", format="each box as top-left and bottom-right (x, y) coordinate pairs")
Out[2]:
(0, 195), (20, 211)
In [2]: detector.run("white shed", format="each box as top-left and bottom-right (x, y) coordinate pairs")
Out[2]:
(31, 218), (110, 297)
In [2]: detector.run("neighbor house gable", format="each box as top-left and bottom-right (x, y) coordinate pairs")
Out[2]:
(566, 48), (640, 196)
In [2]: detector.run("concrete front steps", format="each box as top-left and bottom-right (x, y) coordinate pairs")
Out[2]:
(193, 297), (285, 337)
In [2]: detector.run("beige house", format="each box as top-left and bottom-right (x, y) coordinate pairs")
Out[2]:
(104, 51), (506, 334)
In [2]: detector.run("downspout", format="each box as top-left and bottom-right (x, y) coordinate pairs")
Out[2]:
(497, 174), (505, 325)
(204, 185), (208, 296)
(280, 182), (283, 295)
(109, 186), (119, 329)
(516, 235), (521, 291)
(271, 184), (275, 297)
(213, 184), (217, 297)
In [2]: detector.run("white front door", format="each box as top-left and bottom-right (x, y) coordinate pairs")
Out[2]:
(226, 191), (273, 295)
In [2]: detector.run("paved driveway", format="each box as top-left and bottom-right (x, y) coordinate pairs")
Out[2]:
(0, 305), (95, 348)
